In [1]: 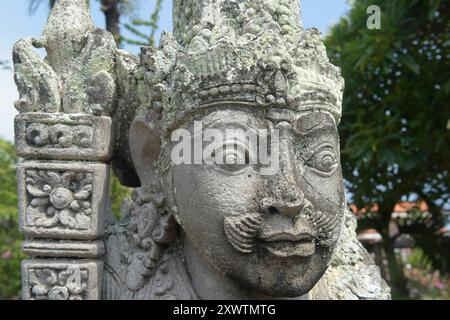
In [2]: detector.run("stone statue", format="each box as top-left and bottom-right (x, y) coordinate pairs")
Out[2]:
(13, 0), (390, 300)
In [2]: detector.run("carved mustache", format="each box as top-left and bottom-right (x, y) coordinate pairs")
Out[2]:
(223, 199), (342, 254)
(223, 213), (263, 254)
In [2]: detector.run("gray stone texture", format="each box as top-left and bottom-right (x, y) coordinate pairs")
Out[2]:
(21, 259), (103, 300)
(17, 161), (109, 240)
(13, 0), (391, 300)
(15, 113), (114, 161)
(22, 240), (105, 258)
(13, 0), (116, 301)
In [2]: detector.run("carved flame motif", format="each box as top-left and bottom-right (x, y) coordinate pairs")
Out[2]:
(223, 201), (342, 255)
(13, 0), (117, 116)
(223, 213), (263, 254)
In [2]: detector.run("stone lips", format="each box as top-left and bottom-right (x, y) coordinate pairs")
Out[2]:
(11, 0), (392, 300)
(13, 0), (113, 301)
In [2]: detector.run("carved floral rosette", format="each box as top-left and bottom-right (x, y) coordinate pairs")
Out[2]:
(17, 161), (109, 240)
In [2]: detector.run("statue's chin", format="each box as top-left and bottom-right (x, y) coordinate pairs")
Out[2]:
(230, 273), (323, 298)
(222, 255), (329, 298)
(184, 227), (333, 299)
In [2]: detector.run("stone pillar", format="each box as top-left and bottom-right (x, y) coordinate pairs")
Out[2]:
(13, 0), (117, 300)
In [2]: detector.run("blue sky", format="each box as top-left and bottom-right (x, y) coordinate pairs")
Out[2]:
(0, 0), (350, 142)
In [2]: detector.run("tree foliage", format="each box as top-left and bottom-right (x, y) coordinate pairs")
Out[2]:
(326, 0), (450, 294)
(0, 139), (23, 299)
(122, 0), (163, 47)
(0, 60), (10, 70)
(27, 0), (57, 13)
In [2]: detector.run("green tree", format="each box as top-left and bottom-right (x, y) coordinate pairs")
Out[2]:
(326, 0), (450, 297)
(122, 0), (163, 47)
(110, 169), (132, 219)
(0, 139), (24, 299)
(28, 0), (56, 12)
(0, 60), (10, 70)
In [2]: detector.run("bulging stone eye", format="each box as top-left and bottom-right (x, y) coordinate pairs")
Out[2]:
(213, 142), (250, 173)
(306, 145), (339, 176)
(220, 150), (243, 172)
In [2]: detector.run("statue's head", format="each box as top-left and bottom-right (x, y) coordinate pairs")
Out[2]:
(125, 0), (346, 297)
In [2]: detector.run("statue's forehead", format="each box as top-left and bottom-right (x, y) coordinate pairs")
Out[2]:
(190, 108), (337, 132)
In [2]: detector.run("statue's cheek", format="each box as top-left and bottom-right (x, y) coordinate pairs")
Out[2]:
(301, 166), (345, 212)
(172, 164), (260, 234)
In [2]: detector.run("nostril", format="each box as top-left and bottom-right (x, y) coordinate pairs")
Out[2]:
(268, 206), (279, 215)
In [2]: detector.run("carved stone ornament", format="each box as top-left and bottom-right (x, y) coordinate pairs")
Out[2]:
(17, 161), (109, 240)
(13, 0), (391, 300)
(15, 113), (114, 161)
(22, 260), (102, 300)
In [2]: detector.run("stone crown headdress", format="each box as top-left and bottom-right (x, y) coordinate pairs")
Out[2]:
(137, 0), (345, 136)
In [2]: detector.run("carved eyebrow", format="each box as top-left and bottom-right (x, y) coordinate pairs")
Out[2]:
(209, 121), (251, 130)
(301, 141), (338, 161)
(202, 114), (263, 133)
(296, 122), (336, 136)
(201, 112), (254, 127)
(266, 110), (337, 135)
(265, 110), (296, 123)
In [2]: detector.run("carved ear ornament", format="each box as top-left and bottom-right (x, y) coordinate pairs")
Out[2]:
(124, 185), (178, 291)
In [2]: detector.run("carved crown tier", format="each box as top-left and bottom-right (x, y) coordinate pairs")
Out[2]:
(135, 0), (344, 140)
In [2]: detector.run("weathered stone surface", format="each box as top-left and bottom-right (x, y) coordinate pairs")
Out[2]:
(42, 0), (94, 82)
(62, 28), (117, 115)
(101, 0), (389, 300)
(111, 49), (141, 187)
(17, 161), (109, 240)
(22, 259), (102, 300)
(310, 208), (391, 299)
(22, 240), (105, 258)
(137, 0), (344, 137)
(15, 113), (114, 161)
(13, 0), (391, 300)
(13, 0), (114, 302)
(12, 0), (117, 116)
(13, 38), (62, 113)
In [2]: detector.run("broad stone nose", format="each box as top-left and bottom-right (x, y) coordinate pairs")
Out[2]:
(259, 122), (304, 217)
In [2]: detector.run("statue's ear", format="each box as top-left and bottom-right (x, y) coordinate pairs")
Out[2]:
(129, 117), (162, 186)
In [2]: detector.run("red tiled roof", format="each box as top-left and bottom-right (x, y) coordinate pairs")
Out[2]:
(349, 201), (429, 215)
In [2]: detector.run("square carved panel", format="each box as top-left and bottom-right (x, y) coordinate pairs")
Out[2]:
(15, 113), (114, 161)
(22, 260), (102, 300)
(18, 161), (109, 240)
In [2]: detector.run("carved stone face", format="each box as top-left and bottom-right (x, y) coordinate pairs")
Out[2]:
(171, 107), (346, 297)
